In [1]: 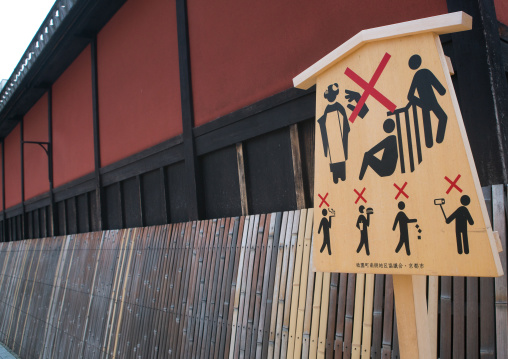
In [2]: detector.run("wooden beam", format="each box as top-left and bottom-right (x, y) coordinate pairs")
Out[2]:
(236, 143), (248, 216)
(91, 35), (105, 230)
(392, 275), (432, 359)
(47, 87), (57, 236)
(1, 141), (5, 241)
(493, 184), (508, 358)
(446, 0), (508, 184)
(176, 0), (200, 221)
(427, 276), (439, 359)
(20, 117), (25, 239)
(195, 91), (315, 156)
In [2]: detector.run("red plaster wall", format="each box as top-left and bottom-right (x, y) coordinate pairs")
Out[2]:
(5, 125), (21, 209)
(494, 0), (508, 25)
(187, 0), (448, 127)
(24, 94), (49, 200)
(97, 0), (182, 167)
(52, 46), (94, 187)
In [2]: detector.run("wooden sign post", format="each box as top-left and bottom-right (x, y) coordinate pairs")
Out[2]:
(293, 12), (503, 358)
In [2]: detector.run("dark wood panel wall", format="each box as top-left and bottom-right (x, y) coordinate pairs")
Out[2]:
(0, 86), (315, 242)
(0, 0), (507, 242)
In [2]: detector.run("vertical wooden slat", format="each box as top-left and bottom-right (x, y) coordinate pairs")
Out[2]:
(370, 274), (384, 359)
(334, 273), (348, 359)
(343, 272), (357, 359)
(179, 220), (204, 357)
(309, 270), (324, 359)
(466, 274), (479, 359)
(229, 216), (250, 358)
(236, 143), (249, 216)
(255, 213), (277, 359)
(267, 212), (289, 359)
(290, 124), (305, 209)
(274, 211), (296, 359)
(233, 215), (257, 358)
(428, 275), (439, 359)
(351, 273), (365, 359)
(112, 228), (137, 358)
(440, 276), (452, 359)
(287, 209), (307, 358)
(224, 217), (245, 359)
(493, 184), (507, 359)
(17, 237), (45, 354)
(480, 186), (496, 359)
(325, 273), (339, 359)
(261, 212), (283, 358)
(219, 217), (241, 359)
(179, 221), (200, 356)
(248, 214), (270, 359)
(317, 272), (331, 359)
(391, 307), (400, 358)
(238, 215), (261, 358)
(294, 209), (314, 359)
(188, 220), (210, 357)
(103, 229), (129, 356)
(361, 273), (375, 358)
(452, 276), (465, 358)
(380, 275), (394, 359)
(281, 210), (302, 358)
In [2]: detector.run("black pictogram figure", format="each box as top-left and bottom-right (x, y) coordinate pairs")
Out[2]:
(407, 54), (447, 148)
(318, 84), (368, 184)
(345, 90), (369, 119)
(359, 119), (399, 180)
(319, 208), (335, 255)
(393, 201), (418, 256)
(356, 206), (373, 255)
(435, 195), (474, 254)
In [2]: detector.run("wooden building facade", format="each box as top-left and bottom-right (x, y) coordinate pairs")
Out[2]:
(0, 1), (506, 359)
(0, 0), (506, 241)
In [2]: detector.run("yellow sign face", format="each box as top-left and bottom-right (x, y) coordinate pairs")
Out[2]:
(313, 33), (502, 276)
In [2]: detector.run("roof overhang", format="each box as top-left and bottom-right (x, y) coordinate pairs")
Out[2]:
(293, 11), (472, 90)
(0, 0), (127, 140)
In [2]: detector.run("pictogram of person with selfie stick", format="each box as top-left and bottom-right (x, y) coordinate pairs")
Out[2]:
(435, 195), (474, 254)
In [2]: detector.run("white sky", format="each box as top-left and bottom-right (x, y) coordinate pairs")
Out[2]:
(0, 0), (56, 81)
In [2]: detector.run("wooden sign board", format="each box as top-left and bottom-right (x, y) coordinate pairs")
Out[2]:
(294, 12), (503, 277)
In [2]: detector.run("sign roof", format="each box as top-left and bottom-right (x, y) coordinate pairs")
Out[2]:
(293, 12), (472, 90)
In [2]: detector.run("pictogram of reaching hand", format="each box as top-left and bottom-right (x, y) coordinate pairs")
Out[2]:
(345, 89), (361, 103)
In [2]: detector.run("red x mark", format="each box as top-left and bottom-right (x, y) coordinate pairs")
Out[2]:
(354, 188), (367, 204)
(318, 193), (329, 208)
(344, 52), (397, 123)
(445, 174), (462, 194)
(394, 182), (409, 200)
